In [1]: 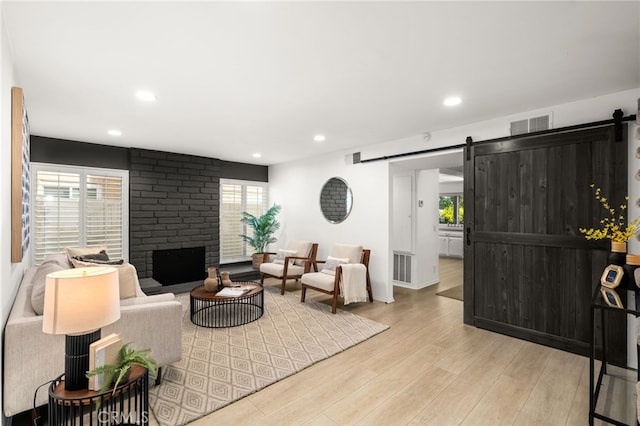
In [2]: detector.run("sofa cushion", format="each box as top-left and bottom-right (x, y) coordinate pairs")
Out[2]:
(42, 253), (72, 268)
(71, 256), (124, 265)
(74, 249), (110, 262)
(69, 259), (138, 300)
(31, 260), (68, 315)
(65, 245), (108, 260)
(119, 292), (177, 306)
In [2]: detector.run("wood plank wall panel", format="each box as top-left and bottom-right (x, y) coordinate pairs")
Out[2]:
(466, 125), (627, 364)
(531, 148), (548, 234)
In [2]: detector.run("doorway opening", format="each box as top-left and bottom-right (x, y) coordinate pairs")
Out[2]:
(389, 148), (464, 294)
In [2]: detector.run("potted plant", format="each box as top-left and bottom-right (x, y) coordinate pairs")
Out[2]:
(86, 342), (158, 394)
(240, 203), (281, 269)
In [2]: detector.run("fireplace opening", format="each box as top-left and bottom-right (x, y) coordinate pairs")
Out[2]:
(152, 246), (205, 286)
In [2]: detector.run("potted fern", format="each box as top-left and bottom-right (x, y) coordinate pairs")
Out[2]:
(86, 342), (158, 394)
(240, 203), (281, 269)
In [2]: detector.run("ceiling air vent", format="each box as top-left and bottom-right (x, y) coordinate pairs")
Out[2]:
(510, 113), (552, 136)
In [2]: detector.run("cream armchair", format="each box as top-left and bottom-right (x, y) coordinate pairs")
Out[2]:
(300, 243), (372, 313)
(260, 241), (318, 294)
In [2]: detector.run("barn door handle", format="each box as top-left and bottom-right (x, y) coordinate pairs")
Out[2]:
(466, 228), (471, 246)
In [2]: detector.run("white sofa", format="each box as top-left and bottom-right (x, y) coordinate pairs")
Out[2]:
(3, 253), (183, 417)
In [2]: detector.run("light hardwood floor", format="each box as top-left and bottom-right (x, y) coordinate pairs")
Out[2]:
(184, 258), (635, 426)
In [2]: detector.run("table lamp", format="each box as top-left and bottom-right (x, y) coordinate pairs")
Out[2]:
(42, 266), (120, 391)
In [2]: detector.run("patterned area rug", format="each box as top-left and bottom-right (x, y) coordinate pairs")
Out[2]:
(149, 286), (389, 426)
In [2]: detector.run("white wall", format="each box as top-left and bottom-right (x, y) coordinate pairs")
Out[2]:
(0, 6), (31, 421)
(415, 169), (439, 287)
(360, 89), (640, 163)
(269, 151), (393, 303)
(268, 88), (640, 309)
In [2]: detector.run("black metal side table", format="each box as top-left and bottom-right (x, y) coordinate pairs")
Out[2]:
(590, 286), (640, 426)
(48, 365), (149, 426)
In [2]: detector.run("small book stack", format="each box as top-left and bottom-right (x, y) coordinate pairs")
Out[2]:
(216, 286), (250, 297)
(88, 333), (122, 391)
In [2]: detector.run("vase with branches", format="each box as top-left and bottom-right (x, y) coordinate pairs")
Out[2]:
(579, 184), (640, 248)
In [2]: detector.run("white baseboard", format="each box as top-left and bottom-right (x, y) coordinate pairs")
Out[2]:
(393, 278), (439, 290)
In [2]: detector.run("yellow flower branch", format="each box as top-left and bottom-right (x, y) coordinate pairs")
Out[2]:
(579, 184), (640, 243)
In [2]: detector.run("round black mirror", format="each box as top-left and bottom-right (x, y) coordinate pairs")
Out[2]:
(320, 177), (353, 223)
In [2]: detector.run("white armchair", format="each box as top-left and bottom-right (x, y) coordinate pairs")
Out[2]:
(300, 243), (372, 313)
(260, 241), (318, 294)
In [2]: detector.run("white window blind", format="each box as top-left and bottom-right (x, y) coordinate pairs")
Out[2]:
(220, 179), (267, 263)
(32, 163), (129, 265)
(85, 174), (124, 255)
(221, 183), (243, 259)
(34, 170), (80, 263)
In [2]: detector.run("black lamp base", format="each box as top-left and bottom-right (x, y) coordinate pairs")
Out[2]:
(65, 329), (101, 391)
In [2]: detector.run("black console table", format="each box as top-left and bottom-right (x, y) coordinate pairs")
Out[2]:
(48, 365), (148, 426)
(590, 286), (639, 426)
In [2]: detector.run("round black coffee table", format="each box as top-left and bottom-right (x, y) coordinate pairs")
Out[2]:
(190, 283), (264, 328)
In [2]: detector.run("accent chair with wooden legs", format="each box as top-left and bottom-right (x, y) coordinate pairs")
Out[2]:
(300, 243), (372, 313)
(260, 241), (318, 294)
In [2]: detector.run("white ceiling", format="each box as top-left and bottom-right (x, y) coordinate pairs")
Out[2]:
(3, 1), (639, 166)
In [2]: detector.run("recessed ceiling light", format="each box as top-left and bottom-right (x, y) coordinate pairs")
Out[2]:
(313, 134), (326, 142)
(443, 96), (462, 107)
(107, 129), (122, 137)
(135, 90), (157, 102)
(252, 153), (262, 158)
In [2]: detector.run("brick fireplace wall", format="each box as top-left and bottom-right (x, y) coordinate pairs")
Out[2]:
(31, 136), (268, 282)
(128, 148), (220, 279)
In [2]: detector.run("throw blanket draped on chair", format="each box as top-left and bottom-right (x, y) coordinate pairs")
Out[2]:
(340, 264), (368, 305)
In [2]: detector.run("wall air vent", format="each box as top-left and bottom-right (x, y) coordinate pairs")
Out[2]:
(344, 152), (361, 165)
(510, 113), (552, 136)
(393, 253), (412, 283)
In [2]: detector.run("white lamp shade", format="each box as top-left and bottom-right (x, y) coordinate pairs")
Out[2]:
(42, 267), (121, 335)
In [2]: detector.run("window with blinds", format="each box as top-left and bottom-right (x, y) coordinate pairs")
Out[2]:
(220, 179), (267, 263)
(31, 163), (129, 265)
